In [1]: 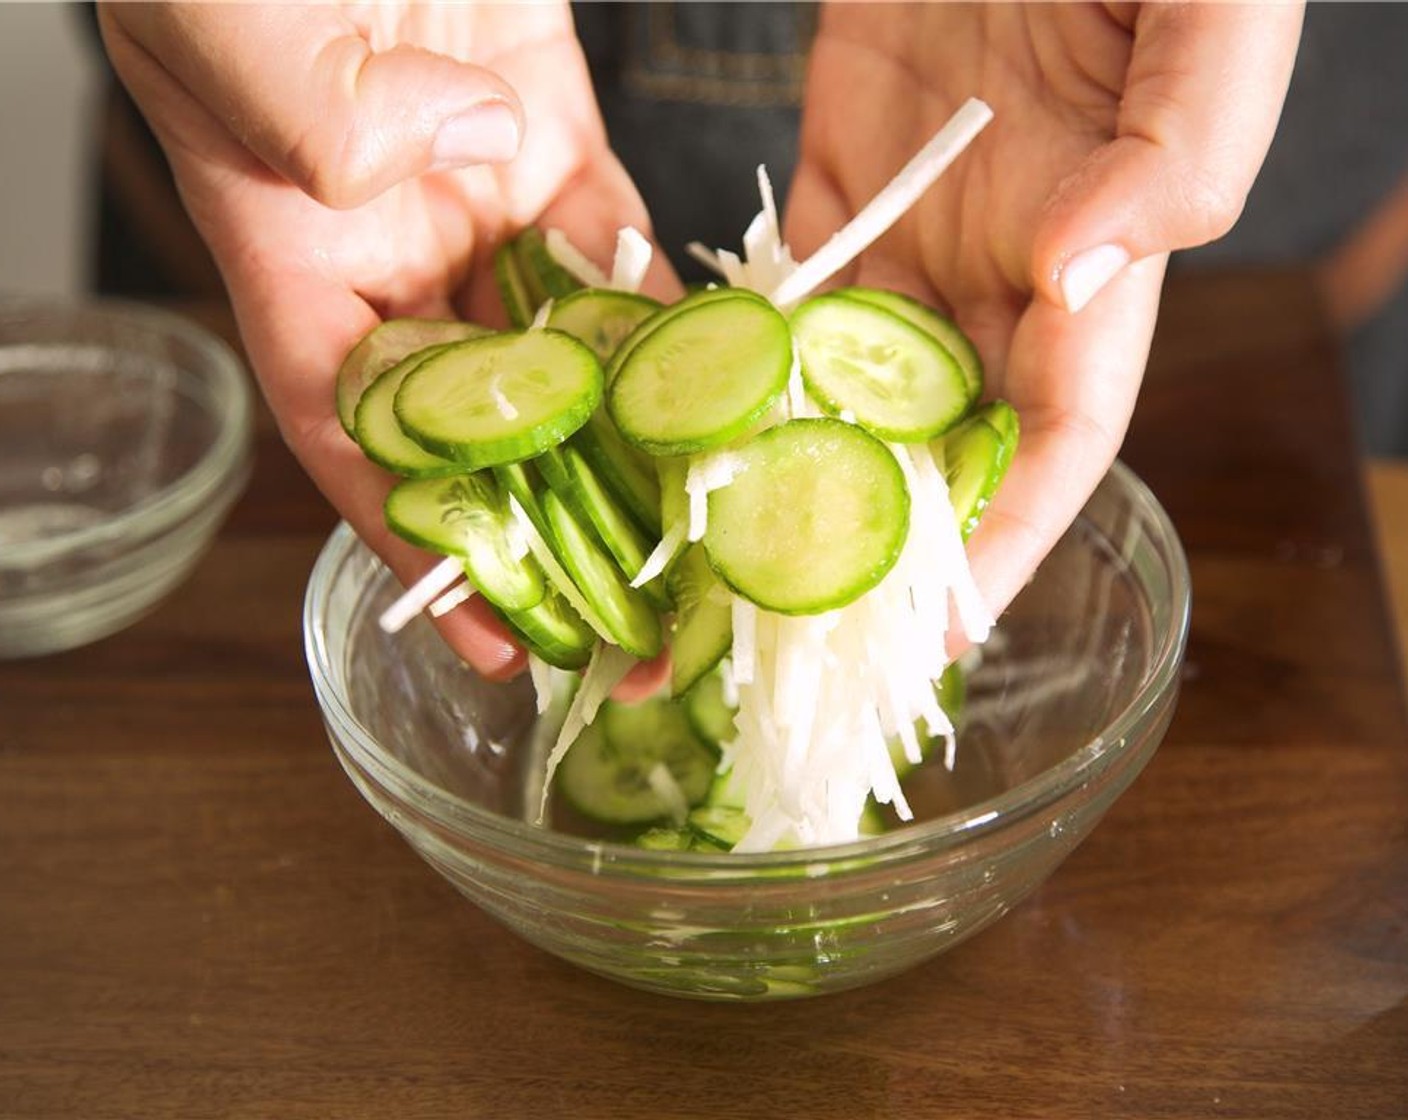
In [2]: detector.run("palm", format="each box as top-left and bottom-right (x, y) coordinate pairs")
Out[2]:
(787, 5), (1162, 613)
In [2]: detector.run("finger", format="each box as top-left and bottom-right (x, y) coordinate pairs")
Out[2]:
(1033, 2), (1303, 312)
(966, 254), (1168, 617)
(229, 264), (525, 681)
(612, 651), (673, 703)
(105, 3), (523, 209)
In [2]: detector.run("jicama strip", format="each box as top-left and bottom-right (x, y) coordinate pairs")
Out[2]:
(545, 228), (610, 288)
(769, 98), (993, 308)
(378, 555), (462, 633)
(684, 451), (740, 542)
(428, 580), (476, 618)
(610, 228), (653, 293)
(527, 653), (556, 714)
(538, 642), (636, 821)
(646, 762), (690, 826)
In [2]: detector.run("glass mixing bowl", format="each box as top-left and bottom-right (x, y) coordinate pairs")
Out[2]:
(304, 462), (1189, 1000)
(0, 300), (252, 657)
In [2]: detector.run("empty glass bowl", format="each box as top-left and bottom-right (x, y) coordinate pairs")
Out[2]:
(0, 300), (253, 657)
(304, 462), (1190, 1000)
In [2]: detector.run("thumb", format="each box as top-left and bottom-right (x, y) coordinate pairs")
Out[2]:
(103, 3), (523, 210)
(1032, 3), (1303, 313)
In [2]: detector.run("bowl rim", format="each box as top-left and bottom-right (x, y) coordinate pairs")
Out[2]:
(304, 459), (1191, 876)
(0, 297), (253, 567)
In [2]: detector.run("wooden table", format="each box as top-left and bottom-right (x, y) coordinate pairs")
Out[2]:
(3, 270), (1405, 1119)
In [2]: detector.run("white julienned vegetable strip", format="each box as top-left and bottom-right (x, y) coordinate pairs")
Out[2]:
(646, 762), (690, 826)
(610, 227), (653, 292)
(544, 228), (610, 289)
(428, 580), (476, 618)
(378, 555), (463, 634)
(769, 98), (993, 309)
(684, 451), (740, 542)
(528, 300), (553, 331)
(538, 642), (636, 822)
(506, 495), (614, 641)
(527, 653), (556, 714)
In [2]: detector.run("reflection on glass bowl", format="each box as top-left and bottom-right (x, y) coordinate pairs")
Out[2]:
(305, 462), (1190, 1001)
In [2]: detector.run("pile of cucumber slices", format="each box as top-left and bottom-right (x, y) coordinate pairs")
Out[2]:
(336, 227), (1017, 849)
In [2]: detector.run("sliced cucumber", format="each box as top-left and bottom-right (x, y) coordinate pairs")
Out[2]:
(635, 827), (705, 852)
(535, 445), (670, 610)
(354, 345), (463, 477)
(384, 474), (546, 612)
(683, 667), (738, 748)
(704, 419), (910, 615)
(547, 289), (662, 365)
(335, 318), (486, 435)
(668, 545), (733, 696)
(395, 330), (602, 468)
(791, 292), (969, 441)
(571, 412), (662, 536)
(493, 241), (536, 329)
(513, 227), (583, 305)
(834, 287), (983, 407)
(558, 698), (715, 824)
(608, 289), (792, 456)
(687, 805), (750, 850)
(542, 489), (663, 658)
(604, 285), (765, 385)
(500, 590), (596, 670)
(938, 399), (1019, 540)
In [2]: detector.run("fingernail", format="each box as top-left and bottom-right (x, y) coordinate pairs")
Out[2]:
(1059, 244), (1130, 313)
(431, 101), (520, 169)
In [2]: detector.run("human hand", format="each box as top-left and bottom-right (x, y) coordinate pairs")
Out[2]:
(786, 2), (1303, 616)
(99, 2), (678, 690)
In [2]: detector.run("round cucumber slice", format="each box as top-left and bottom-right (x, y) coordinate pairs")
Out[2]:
(791, 293), (969, 442)
(607, 290), (792, 456)
(384, 474), (546, 612)
(354, 345), (463, 477)
(704, 418), (910, 615)
(570, 413), (662, 537)
(395, 330), (603, 468)
(938, 399), (1019, 540)
(832, 287), (983, 407)
(683, 668), (738, 748)
(547, 289), (662, 365)
(558, 699), (715, 825)
(335, 318), (486, 435)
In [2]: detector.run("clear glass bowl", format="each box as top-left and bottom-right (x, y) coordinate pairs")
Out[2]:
(304, 462), (1190, 1000)
(0, 300), (253, 657)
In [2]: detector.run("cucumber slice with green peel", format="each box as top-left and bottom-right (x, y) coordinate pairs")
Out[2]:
(791, 293), (970, 441)
(558, 699), (715, 824)
(833, 287), (983, 407)
(395, 330), (603, 468)
(604, 285), (770, 386)
(547, 289), (662, 365)
(535, 445), (670, 610)
(938, 399), (1019, 540)
(493, 242), (536, 329)
(500, 589), (596, 670)
(687, 805), (750, 850)
(541, 489), (663, 658)
(634, 826), (709, 852)
(492, 461), (547, 533)
(354, 345), (464, 477)
(384, 474), (546, 612)
(607, 290), (792, 456)
(683, 667), (738, 747)
(335, 318), (487, 435)
(705, 765), (746, 810)
(668, 545), (733, 696)
(513, 226), (583, 304)
(704, 419), (910, 615)
(571, 412), (663, 536)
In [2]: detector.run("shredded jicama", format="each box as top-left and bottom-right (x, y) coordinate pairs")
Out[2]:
(378, 555), (463, 634)
(428, 580), (476, 618)
(538, 642), (636, 822)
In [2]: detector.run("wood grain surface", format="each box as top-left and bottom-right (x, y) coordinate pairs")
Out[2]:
(2, 271), (1405, 1120)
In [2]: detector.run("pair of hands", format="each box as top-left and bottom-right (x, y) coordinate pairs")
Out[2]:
(100, 2), (1302, 691)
